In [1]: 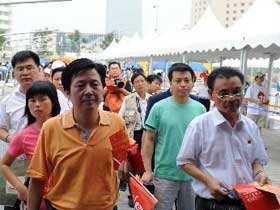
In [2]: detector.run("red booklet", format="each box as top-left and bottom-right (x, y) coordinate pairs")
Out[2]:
(233, 183), (280, 210)
(129, 174), (158, 210)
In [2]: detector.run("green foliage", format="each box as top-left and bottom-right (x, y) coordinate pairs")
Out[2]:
(68, 29), (81, 53)
(0, 30), (6, 48)
(101, 32), (116, 49)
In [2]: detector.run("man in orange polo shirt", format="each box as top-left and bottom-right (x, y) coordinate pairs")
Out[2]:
(27, 58), (129, 210)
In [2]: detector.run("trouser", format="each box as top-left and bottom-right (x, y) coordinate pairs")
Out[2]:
(154, 177), (195, 210)
(247, 114), (266, 131)
(195, 196), (246, 210)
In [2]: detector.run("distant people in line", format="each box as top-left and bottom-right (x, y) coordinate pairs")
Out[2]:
(0, 51), (42, 145)
(119, 72), (151, 207)
(195, 74), (211, 111)
(0, 81), (60, 210)
(104, 61), (132, 113)
(177, 67), (270, 210)
(245, 72), (269, 133)
(142, 63), (206, 210)
(119, 72), (150, 145)
(51, 66), (72, 112)
(146, 74), (162, 95)
(27, 58), (130, 210)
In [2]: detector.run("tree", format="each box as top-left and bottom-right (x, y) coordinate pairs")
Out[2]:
(101, 32), (116, 49)
(0, 30), (6, 49)
(68, 30), (81, 54)
(32, 28), (55, 58)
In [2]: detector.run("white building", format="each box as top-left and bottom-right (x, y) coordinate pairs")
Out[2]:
(0, 5), (11, 33)
(105, 0), (143, 38)
(191, 0), (280, 28)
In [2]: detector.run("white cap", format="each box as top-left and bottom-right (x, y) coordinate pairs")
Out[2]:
(44, 68), (51, 75)
(51, 60), (66, 70)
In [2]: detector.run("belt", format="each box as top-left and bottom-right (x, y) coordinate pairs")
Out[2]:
(195, 195), (246, 210)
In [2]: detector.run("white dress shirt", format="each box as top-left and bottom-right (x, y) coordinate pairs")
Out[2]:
(177, 108), (268, 199)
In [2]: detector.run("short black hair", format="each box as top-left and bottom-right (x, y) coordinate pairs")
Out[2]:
(168, 63), (196, 82)
(147, 74), (162, 84)
(108, 61), (121, 69)
(207, 66), (244, 90)
(62, 58), (106, 92)
(51, 67), (65, 79)
(131, 72), (146, 84)
(11, 51), (40, 68)
(25, 80), (60, 125)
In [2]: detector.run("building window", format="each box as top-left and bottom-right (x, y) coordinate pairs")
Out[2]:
(226, 10), (230, 14)
(233, 10), (237, 14)
(233, 17), (236, 21)
(240, 9), (244, 13)
(226, 3), (230, 7)
(234, 3), (237, 7)
(241, 2), (245, 6)
(226, 17), (229, 21)
(226, 24), (229, 27)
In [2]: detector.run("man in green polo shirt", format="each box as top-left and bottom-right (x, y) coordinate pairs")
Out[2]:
(141, 63), (206, 210)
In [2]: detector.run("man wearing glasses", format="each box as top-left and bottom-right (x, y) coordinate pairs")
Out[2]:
(0, 51), (41, 145)
(177, 67), (270, 210)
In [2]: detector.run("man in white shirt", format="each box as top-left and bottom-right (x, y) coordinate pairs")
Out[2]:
(177, 67), (270, 210)
(245, 72), (269, 132)
(0, 51), (42, 145)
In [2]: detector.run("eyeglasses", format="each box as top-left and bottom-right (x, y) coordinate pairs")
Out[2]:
(216, 92), (243, 100)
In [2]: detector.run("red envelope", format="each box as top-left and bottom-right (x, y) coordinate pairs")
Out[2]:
(233, 183), (280, 210)
(129, 174), (157, 210)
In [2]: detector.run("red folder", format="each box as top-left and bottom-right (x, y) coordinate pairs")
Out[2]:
(233, 183), (280, 210)
(129, 174), (158, 210)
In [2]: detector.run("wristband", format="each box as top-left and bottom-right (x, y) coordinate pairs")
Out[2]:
(254, 169), (264, 178)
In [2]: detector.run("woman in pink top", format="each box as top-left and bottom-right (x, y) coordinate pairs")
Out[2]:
(0, 80), (60, 209)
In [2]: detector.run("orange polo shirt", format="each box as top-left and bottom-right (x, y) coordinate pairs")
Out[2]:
(27, 109), (129, 210)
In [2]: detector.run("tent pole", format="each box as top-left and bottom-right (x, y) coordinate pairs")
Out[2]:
(240, 47), (248, 75)
(149, 56), (153, 75)
(182, 52), (186, 63)
(265, 53), (274, 128)
(219, 57), (224, 67)
(267, 53), (274, 96)
(164, 60), (168, 90)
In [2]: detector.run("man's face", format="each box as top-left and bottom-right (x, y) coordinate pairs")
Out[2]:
(209, 76), (243, 115)
(108, 64), (122, 78)
(13, 58), (40, 88)
(148, 79), (161, 93)
(256, 76), (265, 85)
(170, 71), (194, 98)
(69, 69), (104, 112)
(133, 75), (146, 93)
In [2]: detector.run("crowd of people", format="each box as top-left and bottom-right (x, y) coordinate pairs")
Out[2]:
(0, 50), (271, 210)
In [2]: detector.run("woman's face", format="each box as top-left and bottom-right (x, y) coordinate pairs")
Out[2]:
(52, 71), (64, 92)
(28, 94), (53, 121)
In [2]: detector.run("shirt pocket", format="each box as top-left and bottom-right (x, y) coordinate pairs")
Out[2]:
(123, 110), (137, 124)
(201, 138), (226, 169)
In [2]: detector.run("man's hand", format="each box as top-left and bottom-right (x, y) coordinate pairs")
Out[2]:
(206, 177), (230, 200)
(141, 171), (154, 183)
(16, 184), (28, 201)
(255, 171), (271, 186)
